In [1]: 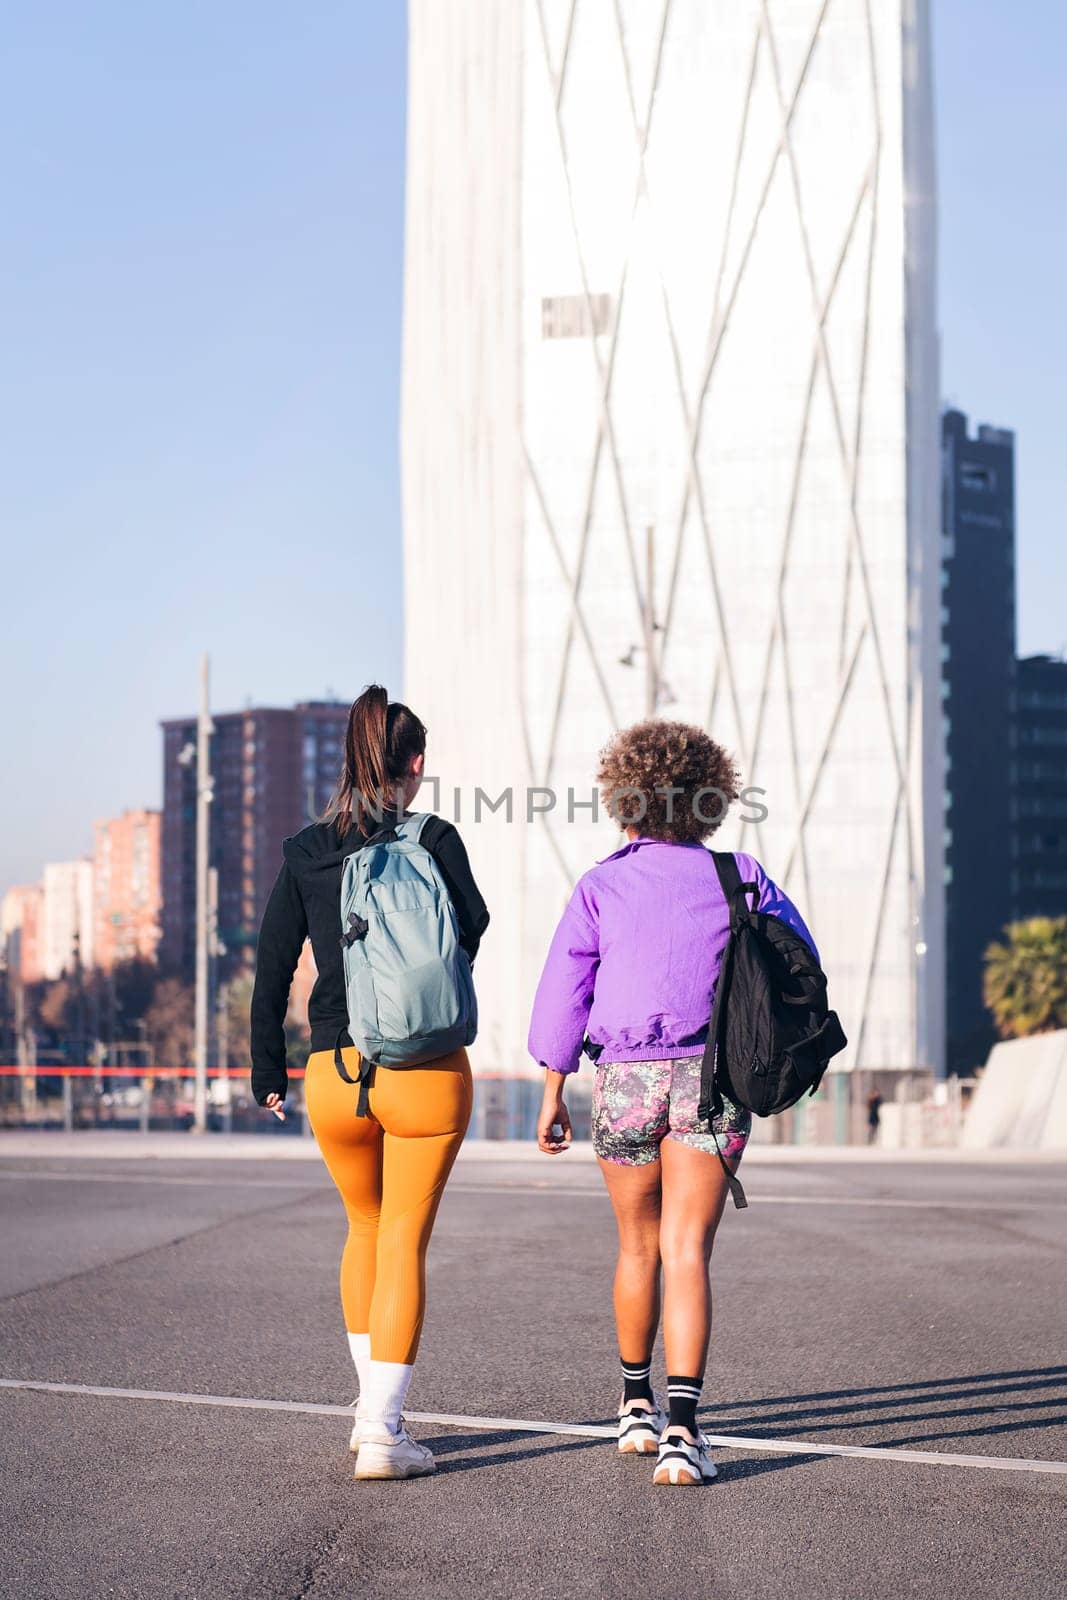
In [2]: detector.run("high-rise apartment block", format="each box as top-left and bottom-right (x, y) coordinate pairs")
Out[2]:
(40, 860), (94, 980)
(160, 702), (346, 980)
(93, 809), (162, 970)
(1, 885), (44, 985)
(1013, 655), (1067, 920)
(941, 409), (1016, 1074)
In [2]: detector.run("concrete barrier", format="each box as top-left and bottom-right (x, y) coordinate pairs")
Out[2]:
(961, 1030), (1067, 1151)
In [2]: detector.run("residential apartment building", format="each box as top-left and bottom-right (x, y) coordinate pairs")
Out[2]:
(40, 860), (94, 980)
(93, 809), (162, 970)
(160, 701), (347, 981)
(1, 884), (45, 985)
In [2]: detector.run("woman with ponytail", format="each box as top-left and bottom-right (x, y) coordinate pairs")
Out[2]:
(251, 685), (488, 1480)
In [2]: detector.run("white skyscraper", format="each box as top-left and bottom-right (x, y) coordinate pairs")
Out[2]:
(403, 0), (942, 1109)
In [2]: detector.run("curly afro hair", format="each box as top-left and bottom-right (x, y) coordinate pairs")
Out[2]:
(597, 719), (742, 843)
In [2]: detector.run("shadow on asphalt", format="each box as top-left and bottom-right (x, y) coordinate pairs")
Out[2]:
(715, 1454), (822, 1480)
(702, 1366), (1067, 1449)
(426, 1429), (816, 1480)
(882, 1413), (1067, 1449)
(429, 1429), (604, 1475)
(433, 1368), (1067, 1469)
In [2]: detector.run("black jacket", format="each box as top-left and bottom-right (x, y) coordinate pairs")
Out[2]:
(249, 812), (489, 1105)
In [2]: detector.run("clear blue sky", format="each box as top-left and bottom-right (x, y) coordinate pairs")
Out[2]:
(1, 2), (1064, 890)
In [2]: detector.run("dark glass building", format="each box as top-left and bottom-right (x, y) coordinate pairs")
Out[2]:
(160, 701), (347, 981)
(1013, 655), (1067, 919)
(941, 409), (1016, 1075)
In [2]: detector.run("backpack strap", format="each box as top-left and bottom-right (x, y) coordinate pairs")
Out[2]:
(697, 853), (740, 1126)
(712, 1129), (748, 1211)
(334, 1027), (376, 1117)
(393, 811), (431, 845)
(711, 848), (744, 901)
(711, 849), (758, 930)
(697, 852), (755, 1210)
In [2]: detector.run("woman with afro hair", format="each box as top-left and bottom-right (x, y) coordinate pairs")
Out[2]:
(528, 719), (817, 1486)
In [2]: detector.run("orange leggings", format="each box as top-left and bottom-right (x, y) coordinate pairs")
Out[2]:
(304, 1046), (472, 1364)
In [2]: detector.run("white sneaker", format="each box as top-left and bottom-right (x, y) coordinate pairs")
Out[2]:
(652, 1426), (718, 1485)
(348, 1400), (367, 1453)
(617, 1394), (667, 1455)
(354, 1422), (436, 1480)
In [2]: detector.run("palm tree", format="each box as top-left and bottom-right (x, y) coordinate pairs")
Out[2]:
(984, 917), (1067, 1040)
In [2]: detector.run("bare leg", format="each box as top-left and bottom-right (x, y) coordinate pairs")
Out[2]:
(597, 1157), (663, 1364)
(658, 1138), (733, 1377)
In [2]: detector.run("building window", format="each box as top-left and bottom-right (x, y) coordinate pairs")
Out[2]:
(1027, 871), (1067, 890)
(1020, 689), (1067, 711)
(960, 463), (996, 493)
(1018, 797), (1067, 819)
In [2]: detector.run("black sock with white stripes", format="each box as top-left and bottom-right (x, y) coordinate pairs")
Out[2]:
(621, 1356), (654, 1406)
(667, 1375), (702, 1433)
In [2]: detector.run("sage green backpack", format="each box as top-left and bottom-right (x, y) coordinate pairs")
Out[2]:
(333, 813), (477, 1113)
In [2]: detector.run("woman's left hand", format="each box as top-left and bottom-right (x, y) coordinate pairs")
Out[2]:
(537, 1093), (572, 1155)
(265, 1093), (286, 1122)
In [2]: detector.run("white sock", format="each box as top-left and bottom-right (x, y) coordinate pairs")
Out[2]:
(347, 1331), (371, 1403)
(361, 1359), (414, 1435)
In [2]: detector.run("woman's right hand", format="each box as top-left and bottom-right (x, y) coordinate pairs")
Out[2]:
(265, 1093), (286, 1122)
(537, 1080), (572, 1155)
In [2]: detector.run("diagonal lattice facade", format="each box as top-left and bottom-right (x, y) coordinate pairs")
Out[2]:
(403, 0), (942, 1080)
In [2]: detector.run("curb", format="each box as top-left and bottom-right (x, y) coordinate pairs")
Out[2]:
(0, 1131), (1062, 1163)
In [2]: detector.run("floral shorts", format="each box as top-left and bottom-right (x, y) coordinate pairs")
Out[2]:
(592, 1054), (751, 1167)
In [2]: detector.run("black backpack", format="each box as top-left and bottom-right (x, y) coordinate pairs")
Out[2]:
(698, 852), (847, 1208)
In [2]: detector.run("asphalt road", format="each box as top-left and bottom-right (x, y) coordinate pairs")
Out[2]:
(0, 1149), (1064, 1600)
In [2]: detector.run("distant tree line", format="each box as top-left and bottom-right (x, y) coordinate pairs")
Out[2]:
(15, 916), (1064, 1070)
(12, 961), (309, 1071)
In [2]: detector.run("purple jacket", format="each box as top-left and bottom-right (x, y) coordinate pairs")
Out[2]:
(527, 839), (817, 1075)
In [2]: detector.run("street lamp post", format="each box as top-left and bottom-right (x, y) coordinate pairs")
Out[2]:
(192, 654), (214, 1135)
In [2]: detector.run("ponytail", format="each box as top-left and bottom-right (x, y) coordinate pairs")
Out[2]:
(328, 684), (427, 837)
(348, 684), (390, 834)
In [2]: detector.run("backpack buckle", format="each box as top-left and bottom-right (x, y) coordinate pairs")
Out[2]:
(341, 912), (369, 947)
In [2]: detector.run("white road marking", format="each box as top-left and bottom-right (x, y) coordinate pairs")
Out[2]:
(1, 1377), (1064, 1475)
(451, 1184), (1056, 1211)
(0, 1169), (1054, 1210)
(0, 1169), (324, 1191)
